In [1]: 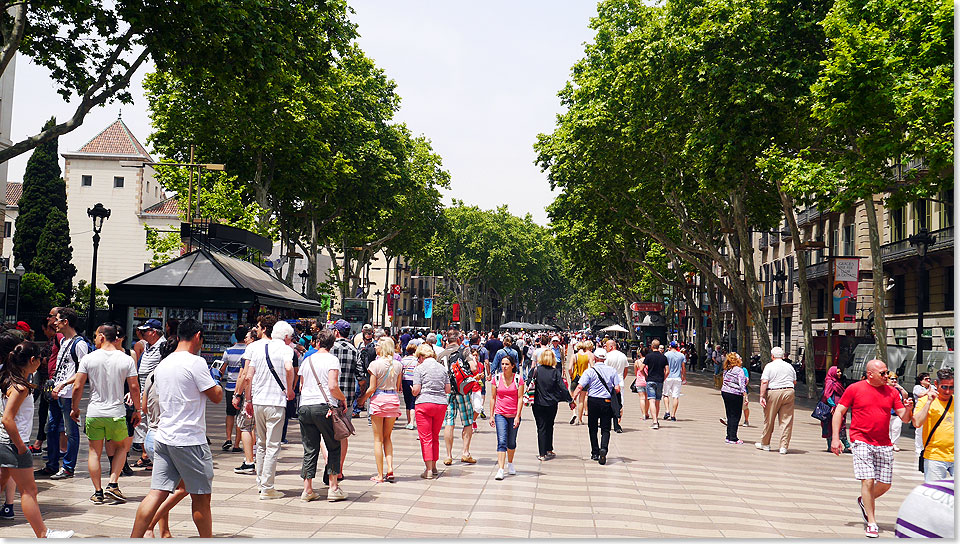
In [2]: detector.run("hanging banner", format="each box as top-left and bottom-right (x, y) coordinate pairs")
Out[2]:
(424, 298), (433, 319)
(833, 257), (859, 323)
(452, 303), (461, 322)
(475, 306), (482, 322)
(387, 293), (394, 317)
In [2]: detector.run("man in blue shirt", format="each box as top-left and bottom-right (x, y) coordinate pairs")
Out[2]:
(219, 326), (248, 453)
(572, 348), (622, 465)
(663, 341), (687, 421)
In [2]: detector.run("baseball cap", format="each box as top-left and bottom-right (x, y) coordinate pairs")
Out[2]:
(15, 321), (30, 333)
(594, 348), (607, 359)
(669, 340), (678, 348)
(329, 319), (351, 334)
(551, 336), (560, 342)
(138, 318), (162, 331)
(362, 324), (374, 333)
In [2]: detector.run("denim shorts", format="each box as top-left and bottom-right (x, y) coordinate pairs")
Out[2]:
(645, 381), (663, 400)
(494, 414), (519, 452)
(924, 459), (954, 483)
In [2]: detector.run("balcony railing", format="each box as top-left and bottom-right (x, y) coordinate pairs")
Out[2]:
(763, 294), (775, 308)
(881, 226), (954, 264)
(796, 207), (823, 227)
(759, 232), (769, 250)
(805, 260), (830, 280)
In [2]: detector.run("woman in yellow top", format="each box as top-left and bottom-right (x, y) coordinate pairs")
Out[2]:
(568, 340), (594, 425)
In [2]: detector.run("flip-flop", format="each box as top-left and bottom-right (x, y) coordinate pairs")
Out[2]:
(370, 476), (384, 483)
(385, 472), (395, 483)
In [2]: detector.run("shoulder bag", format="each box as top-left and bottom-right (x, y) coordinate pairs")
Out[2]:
(308, 356), (355, 441)
(523, 366), (538, 406)
(918, 396), (952, 472)
(594, 366), (622, 417)
(263, 344), (286, 392)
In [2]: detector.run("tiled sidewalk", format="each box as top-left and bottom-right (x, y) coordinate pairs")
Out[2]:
(2, 374), (926, 538)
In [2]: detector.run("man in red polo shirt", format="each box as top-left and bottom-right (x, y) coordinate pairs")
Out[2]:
(831, 359), (913, 538)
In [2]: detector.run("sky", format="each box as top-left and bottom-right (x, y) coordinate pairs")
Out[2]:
(7, 1), (598, 226)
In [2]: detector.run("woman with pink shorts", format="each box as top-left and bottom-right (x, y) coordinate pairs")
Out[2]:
(357, 337), (403, 483)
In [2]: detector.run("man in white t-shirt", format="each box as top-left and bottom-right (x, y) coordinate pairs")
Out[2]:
(604, 339), (630, 433)
(42, 307), (89, 480)
(69, 323), (141, 505)
(756, 346), (797, 454)
(238, 316), (295, 499)
(131, 319), (222, 538)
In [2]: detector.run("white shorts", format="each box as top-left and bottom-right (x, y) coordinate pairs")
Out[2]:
(663, 378), (683, 398)
(470, 391), (483, 414)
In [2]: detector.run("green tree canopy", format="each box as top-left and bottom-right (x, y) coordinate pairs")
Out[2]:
(31, 207), (76, 297)
(14, 117), (67, 270)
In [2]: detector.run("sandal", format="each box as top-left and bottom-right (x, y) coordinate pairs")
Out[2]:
(370, 476), (384, 483)
(385, 472), (395, 483)
(134, 457), (153, 469)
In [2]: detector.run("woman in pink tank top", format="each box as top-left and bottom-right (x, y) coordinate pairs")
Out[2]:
(488, 356), (525, 481)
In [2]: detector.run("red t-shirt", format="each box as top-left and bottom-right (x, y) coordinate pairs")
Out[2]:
(838, 380), (904, 446)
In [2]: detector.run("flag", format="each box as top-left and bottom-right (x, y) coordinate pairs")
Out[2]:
(424, 298), (433, 319)
(475, 306), (482, 322)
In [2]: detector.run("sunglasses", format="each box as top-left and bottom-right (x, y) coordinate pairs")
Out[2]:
(939, 385), (954, 391)
(878, 370), (890, 376)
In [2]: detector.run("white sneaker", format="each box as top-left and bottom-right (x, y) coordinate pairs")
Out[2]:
(755, 443), (770, 451)
(507, 463), (516, 475)
(327, 487), (347, 502)
(495, 468), (504, 480)
(259, 488), (283, 500)
(45, 530), (75, 538)
(779, 447), (788, 455)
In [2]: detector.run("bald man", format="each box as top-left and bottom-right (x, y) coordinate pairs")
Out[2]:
(831, 359), (913, 538)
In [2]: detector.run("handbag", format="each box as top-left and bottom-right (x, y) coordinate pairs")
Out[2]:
(42, 379), (56, 402)
(308, 356), (355, 441)
(918, 396), (951, 472)
(811, 400), (833, 421)
(524, 366), (538, 406)
(629, 378), (638, 394)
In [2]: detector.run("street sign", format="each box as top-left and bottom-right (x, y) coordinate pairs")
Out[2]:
(630, 302), (664, 312)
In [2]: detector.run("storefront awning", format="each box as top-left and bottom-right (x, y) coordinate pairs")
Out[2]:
(107, 249), (323, 313)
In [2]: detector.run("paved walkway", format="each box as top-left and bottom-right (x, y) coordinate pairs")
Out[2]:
(3, 374), (927, 538)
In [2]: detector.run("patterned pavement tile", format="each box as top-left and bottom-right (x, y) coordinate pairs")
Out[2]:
(0, 373), (937, 538)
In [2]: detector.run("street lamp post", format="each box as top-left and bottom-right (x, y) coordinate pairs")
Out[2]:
(86, 203), (111, 336)
(772, 266), (788, 349)
(298, 269), (309, 295)
(908, 228), (936, 372)
(373, 289), (382, 326)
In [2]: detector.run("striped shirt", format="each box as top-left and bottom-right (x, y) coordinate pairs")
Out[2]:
(221, 343), (246, 391)
(138, 336), (166, 387)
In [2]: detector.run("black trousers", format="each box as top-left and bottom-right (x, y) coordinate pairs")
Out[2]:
(532, 403), (559, 456)
(721, 391), (743, 441)
(36, 393), (48, 442)
(587, 396), (614, 455)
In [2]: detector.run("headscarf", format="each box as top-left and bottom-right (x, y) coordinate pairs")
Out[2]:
(823, 366), (845, 400)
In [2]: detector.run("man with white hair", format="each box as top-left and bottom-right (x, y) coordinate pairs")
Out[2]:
(755, 346), (796, 454)
(236, 315), (295, 499)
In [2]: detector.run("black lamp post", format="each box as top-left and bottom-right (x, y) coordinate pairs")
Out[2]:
(908, 228), (936, 370)
(373, 289), (382, 326)
(772, 266), (788, 349)
(86, 203), (111, 336)
(298, 269), (309, 295)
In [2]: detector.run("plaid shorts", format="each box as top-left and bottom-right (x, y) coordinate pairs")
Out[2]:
(444, 393), (476, 427)
(852, 441), (894, 484)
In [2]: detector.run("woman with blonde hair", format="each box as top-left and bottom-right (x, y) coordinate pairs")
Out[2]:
(531, 348), (574, 460)
(411, 343), (448, 479)
(569, 340), (594, 425)
(720, 352), (747, 444)
(357, 336), (402, 483)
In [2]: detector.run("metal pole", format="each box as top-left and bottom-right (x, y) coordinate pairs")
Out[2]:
(917, 254), (926, 372)
(187, 145), (194, 222)
(87, 231), (100, 337)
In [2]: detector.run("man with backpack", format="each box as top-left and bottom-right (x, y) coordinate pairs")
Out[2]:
(36, 307), (90, 480)
(438, 329), (477, 466)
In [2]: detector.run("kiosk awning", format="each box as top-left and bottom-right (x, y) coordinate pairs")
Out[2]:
(107, 249), (323, 313)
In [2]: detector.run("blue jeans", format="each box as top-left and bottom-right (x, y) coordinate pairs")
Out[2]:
(494, 414), (518, 452)
(645, 381), (663, 400)
(924, 459), (954, 482)
(46, 397), (80, 472)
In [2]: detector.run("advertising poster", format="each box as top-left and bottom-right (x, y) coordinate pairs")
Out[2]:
(452, 303), (461, 321)
(424, 298), (433, 319)
(833, 258), (859, 323)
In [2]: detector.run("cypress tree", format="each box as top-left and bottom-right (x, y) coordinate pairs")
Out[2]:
(14, 117), (68, 269)
(31, 208), (76, 298)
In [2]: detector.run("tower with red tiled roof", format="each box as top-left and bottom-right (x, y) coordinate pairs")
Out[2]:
(57, 118), (180, 290)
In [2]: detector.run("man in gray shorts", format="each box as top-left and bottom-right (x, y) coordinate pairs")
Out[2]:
(131, 319), (223, 538)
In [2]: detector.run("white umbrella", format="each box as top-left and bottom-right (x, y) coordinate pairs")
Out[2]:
(600, 324), (630, 334)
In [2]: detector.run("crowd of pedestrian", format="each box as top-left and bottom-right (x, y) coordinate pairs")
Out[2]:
(0, 309), (952, 539)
